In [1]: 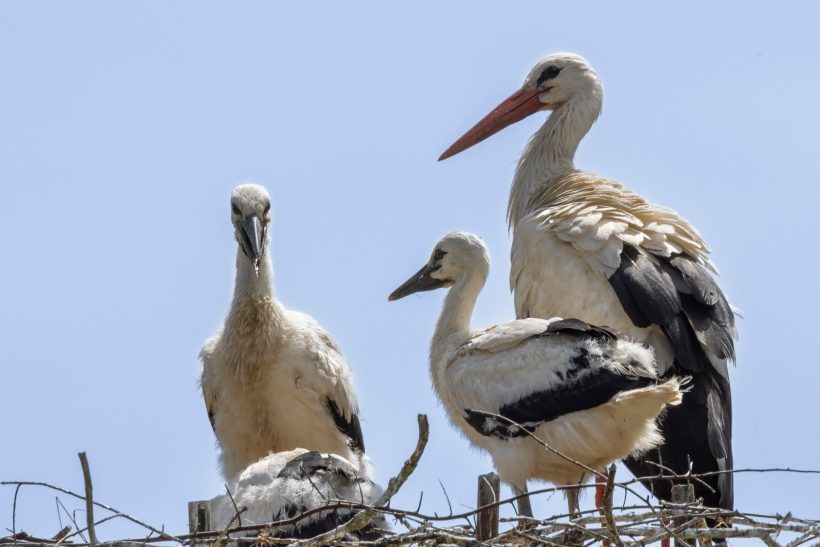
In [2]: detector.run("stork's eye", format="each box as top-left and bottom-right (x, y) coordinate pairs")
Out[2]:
(537, 65), (562, 87)
(433, 249), (447, 261)
(231, 204), (241, 215)
(263, 203), (271, 215)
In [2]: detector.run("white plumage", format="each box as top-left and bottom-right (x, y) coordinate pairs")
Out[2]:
(439, 53), (737, 512)
(201, 184), (369, 480)
(389, 231), (683, 517)
(210, 449), (387, 540)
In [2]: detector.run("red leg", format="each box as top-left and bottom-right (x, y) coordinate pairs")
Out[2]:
(595, 468), (610, 547)
(661, 516), (671, 547)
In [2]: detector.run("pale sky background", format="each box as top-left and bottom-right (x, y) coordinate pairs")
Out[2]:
(2, 1), (819, 542)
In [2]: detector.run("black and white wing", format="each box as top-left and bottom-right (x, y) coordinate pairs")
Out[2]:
(451, 318), (657, 438)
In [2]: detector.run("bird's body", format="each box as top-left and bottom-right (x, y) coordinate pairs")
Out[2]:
(210, 449), (386, 540)
(389, 232), (683, 515)
(201, 184), (367, 480)
(440, 53), (736, 510)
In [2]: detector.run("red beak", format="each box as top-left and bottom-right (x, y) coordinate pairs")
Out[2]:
(439, 87), (544, 161)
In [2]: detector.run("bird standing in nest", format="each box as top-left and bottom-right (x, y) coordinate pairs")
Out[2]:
(201, 184), (369, 480)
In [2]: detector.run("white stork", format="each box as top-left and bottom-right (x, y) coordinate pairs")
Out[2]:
(388, 231), (683, 518)
(200, 184), (369, 480)
(210, 449), (387, 540)
(439, 53), (737, 515)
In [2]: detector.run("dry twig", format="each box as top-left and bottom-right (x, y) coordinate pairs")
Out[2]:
(77, 453), (97, 545)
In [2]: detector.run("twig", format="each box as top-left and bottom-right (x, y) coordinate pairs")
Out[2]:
(602, 463), (624, 547)
(54, 498), (85, 543)
(0, 481), (180, 542)
(224, 484), (245, 529)
(438, 478), (454, 516)
(12, 484), (21, 547)
(49, 528), (70, 543)
(60, 515), (122, 543)
(288, 414), (429, 547)
(77, 453), (97, 545)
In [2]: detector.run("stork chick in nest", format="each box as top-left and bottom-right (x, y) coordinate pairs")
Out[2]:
(210, 449), (387, 541)
(389, 231), (683, 518)
(201, 184), (369, 479)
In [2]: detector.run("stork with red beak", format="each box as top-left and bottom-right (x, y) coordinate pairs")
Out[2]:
(439, 53), (737, 528)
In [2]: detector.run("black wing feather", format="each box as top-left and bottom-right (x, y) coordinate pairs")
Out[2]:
(608, 244), (735, 510)
(611, 246), (681, 326)
(326, 399), (366, 453)
(680, 294), (735, 361)
(464, 363), (652, 440)
(670, 255), (721, 306)
(278, 451), (362, 481)
(542, 318), (618, 341)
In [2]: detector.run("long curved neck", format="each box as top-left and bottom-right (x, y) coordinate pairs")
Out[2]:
(508, 92), (601, 227)
(429, 269), (486, 391)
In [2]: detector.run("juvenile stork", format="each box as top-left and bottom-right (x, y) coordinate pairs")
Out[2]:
(210, 449), (387, 540)
(439, 53), (737, 514)
(389, 231), (683, 518)
(200, 184), (368, 479)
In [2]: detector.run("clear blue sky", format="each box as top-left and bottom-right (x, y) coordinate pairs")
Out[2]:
(2, 0), (819, 541)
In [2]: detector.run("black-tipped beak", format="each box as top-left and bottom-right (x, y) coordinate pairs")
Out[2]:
(240, 214), (264, 261)
(388, 263), (447, 301)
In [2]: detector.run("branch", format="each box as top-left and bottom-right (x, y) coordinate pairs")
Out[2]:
(77, 453), (97, 545)
(602, 463), (623, 547)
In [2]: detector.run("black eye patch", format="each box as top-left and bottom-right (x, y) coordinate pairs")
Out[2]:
(433, 249), (447, 261)
(537, 65), (562, 87)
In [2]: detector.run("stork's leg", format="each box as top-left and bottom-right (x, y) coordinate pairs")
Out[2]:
(595, 468), (611, 547)
(513, 483), (534, 528)
(562, 484), (585, 546)
(566, 485), (581, 519)
(661, 517), (671, 547)
(595, 467), (607, 512)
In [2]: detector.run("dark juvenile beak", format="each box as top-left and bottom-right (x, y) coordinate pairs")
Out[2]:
(240, 215), (263, 261)
(439, 86), (544, 161)
(388, 263), (447, 301)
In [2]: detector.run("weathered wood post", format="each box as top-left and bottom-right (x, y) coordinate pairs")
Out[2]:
(476, 472), (501, 540)
(188, 500), (213, 546)
(671, 484), (695, 547)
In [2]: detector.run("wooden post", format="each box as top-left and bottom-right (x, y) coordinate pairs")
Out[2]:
(671, 484), (695, 547)
(188, 500), (212, 547)
(476, 473), (500, 540)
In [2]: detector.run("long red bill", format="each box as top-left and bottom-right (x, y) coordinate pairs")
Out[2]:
(438, 87), (543, 161)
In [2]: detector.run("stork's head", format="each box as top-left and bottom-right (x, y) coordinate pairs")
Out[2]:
(388, 232), (489, 301)
(439, 53), (602, 160)
(230, 184), (271, 271)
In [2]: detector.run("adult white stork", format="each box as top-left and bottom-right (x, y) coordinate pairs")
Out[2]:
(388, 231), (683, 518)
(439, 53), (737, 515)
(200, 184), (369, 480)
(210, 449), (387, 540)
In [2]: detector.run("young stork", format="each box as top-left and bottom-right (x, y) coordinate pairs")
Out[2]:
(200, 184), (368, 480)
(439, 53), (737, 514)
(210, 449), (387, 540)
(388, 231), (683, 518)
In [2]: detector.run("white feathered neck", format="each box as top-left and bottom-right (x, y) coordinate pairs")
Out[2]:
(429, 264), (487, 397)
(508, 89), (602, 228)
(222, 250), (284, 380)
